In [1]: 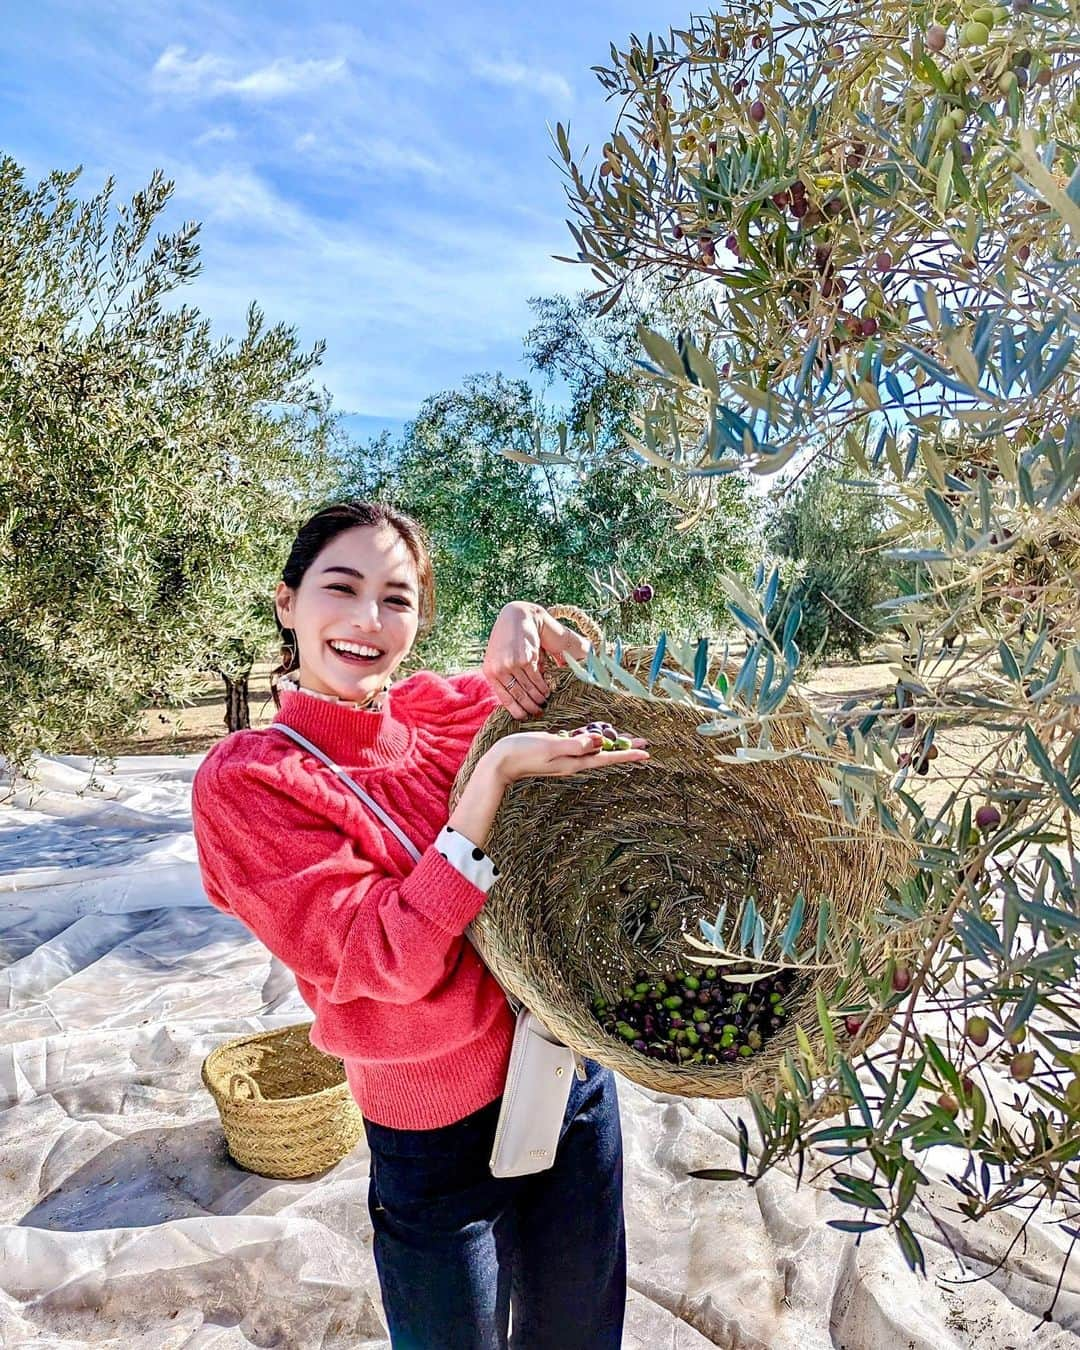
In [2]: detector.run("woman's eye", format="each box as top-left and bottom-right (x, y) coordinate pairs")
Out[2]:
(326, 584), (410, 607)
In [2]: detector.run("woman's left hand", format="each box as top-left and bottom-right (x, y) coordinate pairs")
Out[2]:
(482, 602), (591, 720)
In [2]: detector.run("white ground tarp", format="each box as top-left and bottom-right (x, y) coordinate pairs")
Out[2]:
(1, 753), (1078, 1349)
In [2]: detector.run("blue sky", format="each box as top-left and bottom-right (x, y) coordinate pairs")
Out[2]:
(2, 0), (690, 442)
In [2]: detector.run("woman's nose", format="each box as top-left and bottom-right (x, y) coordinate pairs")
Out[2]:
(352, 600), (382, 631)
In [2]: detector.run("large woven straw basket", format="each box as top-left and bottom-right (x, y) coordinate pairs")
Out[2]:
(201, 1022), (363, 1178)
(453, 605), (913, 1100)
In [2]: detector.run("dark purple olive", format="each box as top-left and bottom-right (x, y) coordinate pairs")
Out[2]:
(975, 804), (1001, 831)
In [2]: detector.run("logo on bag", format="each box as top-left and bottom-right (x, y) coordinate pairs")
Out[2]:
(529, 1149), (549, 1159)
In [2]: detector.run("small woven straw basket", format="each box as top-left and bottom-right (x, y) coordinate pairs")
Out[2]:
(453, 604), (914, 1100)
(201, 1022), (363, 1178)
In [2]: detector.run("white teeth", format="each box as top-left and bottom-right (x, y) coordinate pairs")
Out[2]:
(329, 640), (382, 658)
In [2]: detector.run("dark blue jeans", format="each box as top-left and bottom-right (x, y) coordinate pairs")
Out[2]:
(363, 1059), (626, 1349)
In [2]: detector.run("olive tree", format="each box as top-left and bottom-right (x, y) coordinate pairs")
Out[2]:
(540, 0), (1080, 1299)
(0, 160), (336, 775)
(341, 298), (757, 670)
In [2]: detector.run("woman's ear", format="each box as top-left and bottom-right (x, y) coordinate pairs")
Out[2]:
(274, 581), (293, 629)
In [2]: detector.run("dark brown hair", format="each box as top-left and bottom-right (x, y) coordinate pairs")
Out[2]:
(270, 500), (436, 708)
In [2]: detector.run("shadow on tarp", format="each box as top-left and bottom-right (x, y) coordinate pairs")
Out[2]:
(0, 906), (254, 981)
(16, 1118), (304, 1231)
(0, 818), (193, 874)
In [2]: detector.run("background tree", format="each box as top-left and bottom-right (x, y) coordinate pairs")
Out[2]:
(0, 160), (336, 776)
(542, 0), (1080, 1297)
(343, 375), (558, 672)
(765, 458), (894, 663)
(341, 291), (758, 667)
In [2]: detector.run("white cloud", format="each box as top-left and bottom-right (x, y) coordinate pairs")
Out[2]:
(166, 163), (574, 418)
(175, 165), (308, 235)
(194, 124), (237, 146)
(151, 46), (348, 101)
(294, 130), (447, 181)
(472, 57), (572, 105)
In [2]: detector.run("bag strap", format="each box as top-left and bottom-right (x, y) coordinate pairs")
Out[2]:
(268, 722), (422, 862)
(266, 721), (522, 1016)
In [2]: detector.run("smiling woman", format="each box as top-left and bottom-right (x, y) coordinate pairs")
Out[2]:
(191, 496), (648, 1348)
(271, 502), (432, 710)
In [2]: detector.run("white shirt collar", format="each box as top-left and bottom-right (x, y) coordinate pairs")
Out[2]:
(277, 674), (387, 712)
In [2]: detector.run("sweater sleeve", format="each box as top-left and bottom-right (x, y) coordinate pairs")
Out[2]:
(443, 669), (501, 719)
(190, 751), (490, 1007)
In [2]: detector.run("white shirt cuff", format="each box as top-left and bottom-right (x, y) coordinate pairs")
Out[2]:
(435, 825), (499, 892)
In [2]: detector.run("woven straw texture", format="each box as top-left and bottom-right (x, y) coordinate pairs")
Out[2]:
(201, 1022), (363, 1179)
(453, 604), (913, 1100)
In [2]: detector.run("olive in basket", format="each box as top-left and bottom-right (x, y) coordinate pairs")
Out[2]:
(590, 965), (798, 1066)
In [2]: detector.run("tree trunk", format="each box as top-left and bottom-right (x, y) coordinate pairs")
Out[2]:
(224, 672), (251, 733)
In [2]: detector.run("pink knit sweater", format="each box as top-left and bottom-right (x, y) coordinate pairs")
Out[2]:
(190, 670), (516, 1129)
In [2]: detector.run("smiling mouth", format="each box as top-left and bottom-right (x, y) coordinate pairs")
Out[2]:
(327, 640), (384, 667)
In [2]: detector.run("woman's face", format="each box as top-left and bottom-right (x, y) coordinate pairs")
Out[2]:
(275, 524), (422, 705)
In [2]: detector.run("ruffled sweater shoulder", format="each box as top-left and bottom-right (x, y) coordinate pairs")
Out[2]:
(190, 668), (514, 1129)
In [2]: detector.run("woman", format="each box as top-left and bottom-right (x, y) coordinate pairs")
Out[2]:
(190, 500), (649, 1349)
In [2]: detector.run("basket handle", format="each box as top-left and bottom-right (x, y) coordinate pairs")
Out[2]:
(228, 1070), (264, 1102)
(545, 604), (605, 653)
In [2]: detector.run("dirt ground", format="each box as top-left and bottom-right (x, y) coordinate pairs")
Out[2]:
(103, 661), (283, 757)
(80, 656), (991, 814)
(78, 658), (901, 757)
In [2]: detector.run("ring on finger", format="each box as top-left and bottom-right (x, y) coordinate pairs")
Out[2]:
(505, 676), (518, 691)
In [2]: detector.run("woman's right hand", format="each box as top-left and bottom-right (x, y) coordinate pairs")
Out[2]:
(485, 730), (649, 785)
